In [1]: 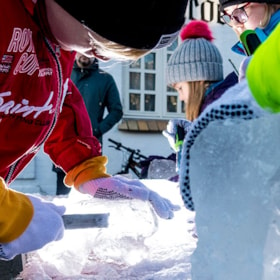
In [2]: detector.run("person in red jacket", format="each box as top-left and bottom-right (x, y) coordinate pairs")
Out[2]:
(0, 0), (188, 260)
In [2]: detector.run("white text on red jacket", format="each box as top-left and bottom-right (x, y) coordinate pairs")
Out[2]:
(0, 91), (54, 118)
(7, 28), (52, 77)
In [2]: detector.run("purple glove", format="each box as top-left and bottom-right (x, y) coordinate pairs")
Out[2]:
(79, 175), (180, 219)
(0, 195), (65, 260)
(239, 56), (252, 82)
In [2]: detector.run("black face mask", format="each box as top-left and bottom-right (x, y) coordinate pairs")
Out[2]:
(55, 0), (188, 49)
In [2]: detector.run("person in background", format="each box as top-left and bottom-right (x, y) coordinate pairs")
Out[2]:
(0, 0), (188, 261)
(53, 54), (123, 195)
(218, 0), (280, 113)
(219, 0), (280, 79)
(72, 54), (123, 146)
(163, 20), (238, 210)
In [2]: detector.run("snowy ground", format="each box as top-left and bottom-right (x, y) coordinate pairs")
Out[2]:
(19, 179), (197, 280)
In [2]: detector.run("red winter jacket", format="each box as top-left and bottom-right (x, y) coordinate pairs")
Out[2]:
(0, 0), (101, 185)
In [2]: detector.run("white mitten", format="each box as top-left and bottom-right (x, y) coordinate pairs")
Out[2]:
(0, 194), (65, 260)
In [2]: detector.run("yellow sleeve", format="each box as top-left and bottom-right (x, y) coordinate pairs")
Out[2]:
(0, 178), (33, 243)
(64, 156), (111, 190)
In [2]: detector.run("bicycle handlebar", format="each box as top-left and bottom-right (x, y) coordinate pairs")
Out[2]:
(108, 138), (148, 159)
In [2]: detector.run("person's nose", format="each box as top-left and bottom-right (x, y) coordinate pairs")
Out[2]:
(231, 19), (245, 29)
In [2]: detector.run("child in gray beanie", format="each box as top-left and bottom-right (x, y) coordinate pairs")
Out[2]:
(163, 20), (238, 210)
(166, 20), (237, 121)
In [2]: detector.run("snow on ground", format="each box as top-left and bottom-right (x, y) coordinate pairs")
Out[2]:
(19, 179), (197, 280)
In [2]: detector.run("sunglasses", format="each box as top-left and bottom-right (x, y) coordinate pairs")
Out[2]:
(221, 2), (251, 26)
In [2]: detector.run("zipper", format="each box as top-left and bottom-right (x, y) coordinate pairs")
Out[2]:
(6, 39), (63, 183)
(39, 38), (62, 143)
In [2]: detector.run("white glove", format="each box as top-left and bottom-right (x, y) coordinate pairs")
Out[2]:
(0, 195), (65, 260)
(239, 56), (252, 82)
(79, 175), (180, 219)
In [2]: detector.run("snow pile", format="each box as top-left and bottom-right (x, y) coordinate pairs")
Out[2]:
(189, 114), (280, 280)
(19, 180), (197, 279)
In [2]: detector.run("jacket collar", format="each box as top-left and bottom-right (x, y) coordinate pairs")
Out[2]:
(231, 9), (280, 56)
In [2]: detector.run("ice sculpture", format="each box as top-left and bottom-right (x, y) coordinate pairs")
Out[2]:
(189, 114), (280, 280)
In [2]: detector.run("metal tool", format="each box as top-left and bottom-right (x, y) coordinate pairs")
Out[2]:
(62, 213), (110, 229)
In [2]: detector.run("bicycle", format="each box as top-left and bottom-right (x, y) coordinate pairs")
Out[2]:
(108, 138), (148, 179)
(108, 138), (178, 181)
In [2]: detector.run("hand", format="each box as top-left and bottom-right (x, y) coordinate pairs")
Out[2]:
(148, 190), (180, 219)
(115, 176), (181, 219)
(79, 175), (180, 219)
(0, 195), (65, 260)
(166, 118), (192, 135)
(163, 118), (191, 151)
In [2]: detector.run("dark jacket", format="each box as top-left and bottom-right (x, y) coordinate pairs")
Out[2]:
(200, 71), (238, 113)
(71, 60), (123, 145)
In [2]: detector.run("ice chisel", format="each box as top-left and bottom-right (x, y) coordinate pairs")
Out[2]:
(62, 213), (109, 229)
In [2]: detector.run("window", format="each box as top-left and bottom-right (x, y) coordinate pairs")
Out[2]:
(122, 38), (185, 120)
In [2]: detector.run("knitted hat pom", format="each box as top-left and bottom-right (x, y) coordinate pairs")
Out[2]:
(166, 20), (224, 85)
(180, 20), (214, 42)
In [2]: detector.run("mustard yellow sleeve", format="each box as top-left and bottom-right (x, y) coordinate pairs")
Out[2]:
(64, 156), (111, 190)
(0, 177), (33, 243)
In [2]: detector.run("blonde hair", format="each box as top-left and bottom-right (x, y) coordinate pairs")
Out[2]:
(101, 40), (151, 61)
(185, 81), (211, 121)
(88, 30), (151, 61)
(261, 4), (280, 27)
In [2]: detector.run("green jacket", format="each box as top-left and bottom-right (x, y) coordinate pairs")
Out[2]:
(71, 60), (123, 145)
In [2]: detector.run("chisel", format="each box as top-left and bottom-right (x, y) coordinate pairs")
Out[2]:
(62, 213), (110, 229)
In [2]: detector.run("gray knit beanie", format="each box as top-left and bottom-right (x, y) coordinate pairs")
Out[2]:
(166, 20), (223, 86)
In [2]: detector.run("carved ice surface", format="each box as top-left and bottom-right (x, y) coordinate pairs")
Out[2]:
(19, 180), (196, 279)
(147, 159), (177, 179)
(189, 114), (280, 280)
